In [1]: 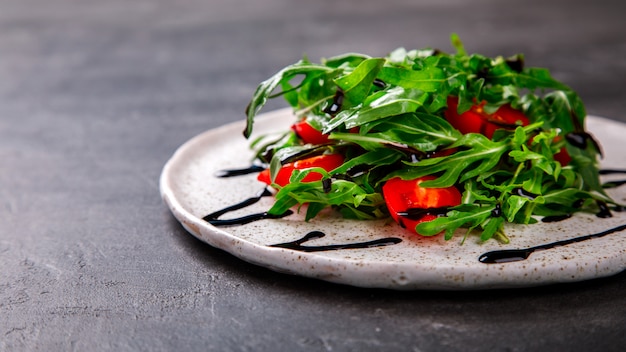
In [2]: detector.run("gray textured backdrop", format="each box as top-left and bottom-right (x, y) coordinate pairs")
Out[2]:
(2, 0), (626, 350)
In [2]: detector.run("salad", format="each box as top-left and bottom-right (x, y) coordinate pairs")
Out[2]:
(243, 34), (616, 243)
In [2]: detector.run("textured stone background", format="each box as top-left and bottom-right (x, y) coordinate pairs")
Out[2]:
(2, 0), (625, 350)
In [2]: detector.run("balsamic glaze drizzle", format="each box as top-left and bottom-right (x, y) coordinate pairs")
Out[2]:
(270, 231), (402, 252)
(599, 169), (626, 175)
(215, 165), (265, 178)
(202, 188), (292, 226)
(598, 169), (626, 189)
(373, 78), (387, 89)
(398, 207), (451, 220)
(322, 178), (332, 193)
(491, 203), (502, 217)
(596, 201), (613, 218)
(324, 89), (344, 115)
(479, 223), (626, 264)
(513, 187), (537, 200)
(603, 180), (626, 188)
(207, 211), (293, 226)
(345, 164), (372, 178)
(565, 110), (603, 157)
(505, 55), (524, 73)
(541, 214), (572, 223)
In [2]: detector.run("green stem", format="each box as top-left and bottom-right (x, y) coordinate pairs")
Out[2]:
(294, 94), (335, 117)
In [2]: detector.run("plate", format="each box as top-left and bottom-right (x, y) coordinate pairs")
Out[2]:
(160, 108), (626, 290)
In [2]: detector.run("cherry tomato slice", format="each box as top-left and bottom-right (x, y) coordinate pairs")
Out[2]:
(382, 176), (462, 234)
(552, 136), (572, 165)
(291, 121), (330, 145)
(554, 148), (571, 165)
(445, 97), (571, 164)
(257, 164), (295, 187)
(444, 97), (530, 139)
(257, 154), (344, 187)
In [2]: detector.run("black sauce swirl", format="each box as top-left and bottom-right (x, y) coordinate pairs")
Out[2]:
(599, 169), (626, 175)
(479, 223), (626, 264)
(541, 214), (572, 223)
(513, 187), (538, 200)
(215, 165), (264, 178)
(398, 207), (451, 220)
(603, 180), (626, 188)
(324, 89), (344, 115)
(505, 55), (524, 73)
(599, 169), (626, 189)
(270, 231), (402, 252)
(564, 110), (603, 157)
(203, 188), (292, 226)
(373, 78), (387, 90)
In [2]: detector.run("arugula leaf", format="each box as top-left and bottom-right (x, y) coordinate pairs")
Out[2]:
(324, 86), (428, 131)
(245, 60), (335, 138)
(363, 112), (461, 151)
(416, 204), (496, 239)
(450, 33), (467, 56)
(387, 133), (510, 188)
(268, 176), (386, 221)
(330, 149), (403, 175)
(334, 58), (385, 108)
(377, 66), (445, 92)
(322, 53), (371, 69)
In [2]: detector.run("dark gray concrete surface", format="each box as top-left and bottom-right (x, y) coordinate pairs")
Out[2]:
(2, 0), (626, 350)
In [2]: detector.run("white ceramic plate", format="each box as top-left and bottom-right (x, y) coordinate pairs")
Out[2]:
(160, 108), (626, 290)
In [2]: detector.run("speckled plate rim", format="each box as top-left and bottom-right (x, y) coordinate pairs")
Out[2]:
(160, 108), (626, 290)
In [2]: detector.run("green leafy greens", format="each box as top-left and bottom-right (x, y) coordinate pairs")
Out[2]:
(243, 34), (616, 242)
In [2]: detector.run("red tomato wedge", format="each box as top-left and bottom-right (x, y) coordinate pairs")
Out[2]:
(444, 97), (570, 164)
(552, 136), (572, 165)
(291, 121), (330, 145)
(382, 176), (462, 234)
(444, 97), (530, 139)
(257, 154), (344, 187)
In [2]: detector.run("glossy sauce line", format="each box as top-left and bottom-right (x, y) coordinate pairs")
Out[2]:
(270, 231), (402, 252)
(479, 223), (626, 264)
(203, 187), (293, 226)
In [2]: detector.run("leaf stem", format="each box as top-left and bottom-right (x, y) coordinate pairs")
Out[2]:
(294, 94), (336, 117)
